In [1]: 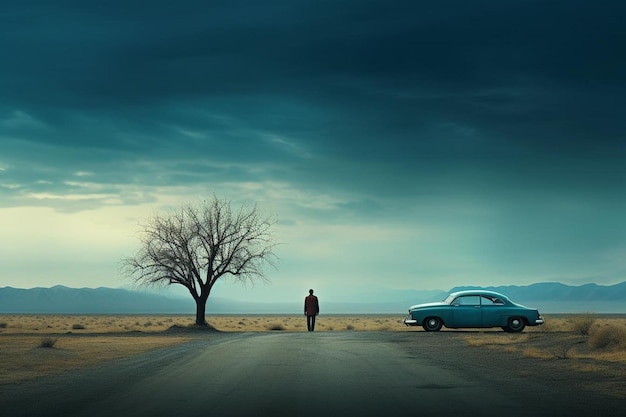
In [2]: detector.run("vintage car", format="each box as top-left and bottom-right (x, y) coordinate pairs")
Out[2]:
(403, 290), (544, 332)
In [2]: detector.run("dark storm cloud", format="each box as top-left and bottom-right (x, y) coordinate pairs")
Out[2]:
(1, 0), (625, 209)
(1, 0), (625, 292)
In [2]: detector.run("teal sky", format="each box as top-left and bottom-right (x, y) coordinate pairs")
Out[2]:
(1, 0), (625, 304)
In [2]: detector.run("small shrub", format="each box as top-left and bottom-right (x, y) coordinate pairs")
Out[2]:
(268, 324), (285, 331)
(143, 321), (153, 327)
(72, 324), (86, 330)
(570, 313), (596, 336)
(589, 324), (626, 350)
(40, 337), (58, 348)
(0, 322), (7, 329)
(346, 325), (355, 331)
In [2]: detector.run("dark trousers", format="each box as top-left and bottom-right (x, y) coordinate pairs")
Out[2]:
(306, 314), (316, 331)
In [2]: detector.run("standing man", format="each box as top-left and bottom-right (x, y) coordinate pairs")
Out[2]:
(304, 289), (320, 331)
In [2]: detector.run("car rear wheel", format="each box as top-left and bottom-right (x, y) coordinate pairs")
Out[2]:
(422, 317), (443, 332)
(506, 317), (525, 333)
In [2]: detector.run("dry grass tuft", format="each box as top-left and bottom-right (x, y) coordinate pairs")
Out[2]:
(39, 337), (58, 348)
(569, 313), (596, 336)
(589, 324), (626, 350)
(465, 336), (489, 347)
(576, 363), (605, 373)
(464, 333), (529, 348)
(523, 347), (552, 359)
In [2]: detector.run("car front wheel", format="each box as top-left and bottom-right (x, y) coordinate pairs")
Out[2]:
(505, 317), (526, 333)
(422, 317), (443, 332)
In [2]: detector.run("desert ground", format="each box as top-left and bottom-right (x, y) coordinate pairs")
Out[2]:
(1, 313), (625, 398)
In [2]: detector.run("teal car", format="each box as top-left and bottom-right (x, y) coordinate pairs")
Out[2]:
(403, 290), (544, 332)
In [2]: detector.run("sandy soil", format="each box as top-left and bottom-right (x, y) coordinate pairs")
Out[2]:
(1, 313), (624, 397)
(0, 314), (413, 334)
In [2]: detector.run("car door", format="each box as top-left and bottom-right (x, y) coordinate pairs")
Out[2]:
(451, 295), (482, 327)
(480, 296), (504, 326)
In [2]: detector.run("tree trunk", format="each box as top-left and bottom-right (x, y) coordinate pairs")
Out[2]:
(195, 296), (208, 326)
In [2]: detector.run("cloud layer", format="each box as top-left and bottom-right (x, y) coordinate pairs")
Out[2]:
(1, 1), (624, 299)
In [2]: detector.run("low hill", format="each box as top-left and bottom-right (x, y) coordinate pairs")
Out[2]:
(449, 281), (626, 302)
(0, 282), (624, 314)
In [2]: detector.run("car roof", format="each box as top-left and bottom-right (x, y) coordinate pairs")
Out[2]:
(448, 289), (510, 300)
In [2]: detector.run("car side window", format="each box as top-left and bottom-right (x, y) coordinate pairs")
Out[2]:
(454, 296), (480, 306)
(481, 296), (503, 305)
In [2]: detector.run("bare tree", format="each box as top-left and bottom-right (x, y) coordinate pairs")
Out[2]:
(123, 196), (277, 326)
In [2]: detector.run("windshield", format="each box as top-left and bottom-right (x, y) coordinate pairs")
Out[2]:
(443, 294), (455, 304)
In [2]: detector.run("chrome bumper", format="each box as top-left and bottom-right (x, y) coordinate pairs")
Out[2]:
(403, 316), (418, 326)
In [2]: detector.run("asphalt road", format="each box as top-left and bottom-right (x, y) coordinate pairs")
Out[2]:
(1, 332), (621, 417)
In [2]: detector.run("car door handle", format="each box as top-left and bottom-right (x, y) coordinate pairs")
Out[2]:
(474, 306), (481, 308)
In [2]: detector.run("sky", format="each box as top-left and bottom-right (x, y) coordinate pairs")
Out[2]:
(1, 0), (625, 305)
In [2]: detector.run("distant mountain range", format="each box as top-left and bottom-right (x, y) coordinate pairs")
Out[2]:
(0, 282), (624, 314)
